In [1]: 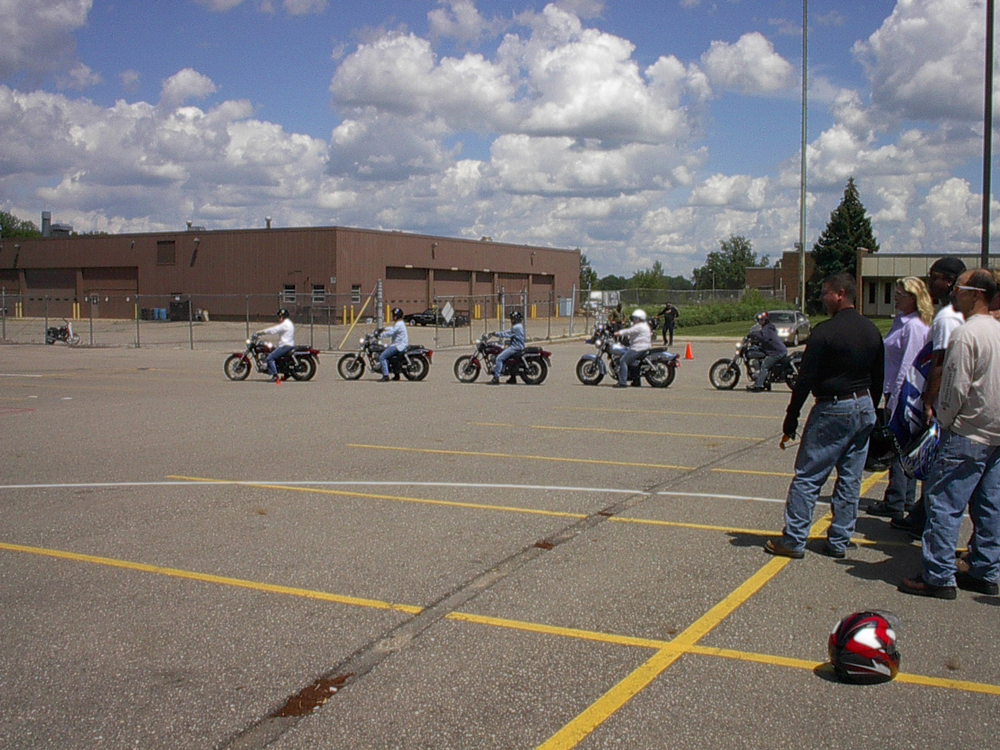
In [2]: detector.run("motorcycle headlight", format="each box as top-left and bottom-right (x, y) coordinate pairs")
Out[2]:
(594, 338), (603, 347)
(360, 337), (365, 344)
(245, 338), (251, 345)
(735, 343), (742, 352)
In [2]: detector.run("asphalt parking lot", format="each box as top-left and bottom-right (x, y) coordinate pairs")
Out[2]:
(1, 338), (998, 750)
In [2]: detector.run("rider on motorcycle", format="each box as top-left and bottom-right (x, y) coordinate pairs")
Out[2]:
(378, 307), (409, 381)
(489, 309), (525, 385)
(256, 308), (295, 382)
(614, 309), (652, 388)
(746, 311), (787, 392)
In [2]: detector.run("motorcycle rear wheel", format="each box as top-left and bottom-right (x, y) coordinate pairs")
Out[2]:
(709, 358), (740, 390)
(521, 359), (548, 385)
(454, 355), (480, 383)
(575, 358), (604, 385)
(290, 355), (317, 381)
(337, 354), (365, 380)
(404, 355), (430, 381)
(224, 354), (251, 381)
(645, 361), (676, 388)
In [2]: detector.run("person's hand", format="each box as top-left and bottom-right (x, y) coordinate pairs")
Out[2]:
(780, 435), (794, 450)
(922, 402), (935, 427)
(782, 416), (798, 440)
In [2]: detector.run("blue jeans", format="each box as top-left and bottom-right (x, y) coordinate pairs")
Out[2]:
(754, 354), (782, 388)
(920, 430), (1000, 586)
(882, 455), (918, 513)
(618, 350), (644, 385)
(494, 346), (521, 378)
(782, 395), (877, 553)
(380, 344), (402, 376)
(265, 345), (294, 376)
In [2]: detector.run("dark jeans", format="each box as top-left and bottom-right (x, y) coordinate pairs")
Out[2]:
(662, 322), (675, 346)
(265, 345), (294, 376)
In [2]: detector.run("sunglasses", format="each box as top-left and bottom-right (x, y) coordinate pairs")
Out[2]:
(954, 284), (988, 293)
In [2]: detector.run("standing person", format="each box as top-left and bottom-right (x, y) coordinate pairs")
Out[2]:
(377, 307), (409, 381)
(614, 309), (651, 388)
(866, 277), (933, 520)
(256, 308), (295, 382)
(489, 309), (525, 385)
(607, 303), (625, 332)
(764, 273), (884, 559)
(890, 256), (967, 535)
(899, 270), (1000, 598)
(746, 311), (787, 392)
(658, 302), (679, 346)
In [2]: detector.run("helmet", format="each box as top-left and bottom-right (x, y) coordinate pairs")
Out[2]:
(829, 611), (900, 684)
(510, 310), (523, 323)
(630, 309), (647, 321)
(276, 308), (290, 319)
(899, 421), (941, 480)
(865, 421), (900, 473)
(392, 307), (404, 320)
(755, 311), (770, 326)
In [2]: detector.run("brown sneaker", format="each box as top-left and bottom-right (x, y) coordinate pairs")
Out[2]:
(898, 575), (957, 599)
(764, 539), (805, 559)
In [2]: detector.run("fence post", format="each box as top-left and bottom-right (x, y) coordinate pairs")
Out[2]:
(44, 295), (49, 340)
(135, 296), (141, 348)
(88, 298), (94, 346)
(547, 290), (552, 341)
(245, 295), (251, 340)
(309, 304), (315, 348)
(1, 288), (5, 341)
(188, 294), (194, 350)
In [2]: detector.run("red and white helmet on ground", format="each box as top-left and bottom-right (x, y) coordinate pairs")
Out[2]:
(828, 611), (900, 684)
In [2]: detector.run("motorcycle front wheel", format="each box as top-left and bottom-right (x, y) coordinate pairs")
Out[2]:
(709, 359), (740, 390)
(224, 354), (251, 381)
(575, 358), (604, 385)
(290, 355), (317, 381)
(454, 355), (480, 383)
(404, 354), (430, 381)
(645, 361), (676, 388)
(785, 370), (799, 390)
(521, 358), (548, 385)
(337, 354), (365, 380)
(67, 334), (80, 346)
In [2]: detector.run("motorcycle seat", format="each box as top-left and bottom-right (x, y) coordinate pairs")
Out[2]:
(523, 346), (543, 354)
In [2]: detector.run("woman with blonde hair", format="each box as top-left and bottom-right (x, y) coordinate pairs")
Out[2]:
(867, 276), (932, 521)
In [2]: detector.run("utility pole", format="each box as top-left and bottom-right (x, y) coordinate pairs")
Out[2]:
(798, 0), (809, 313)
(983, 0), (995, 267)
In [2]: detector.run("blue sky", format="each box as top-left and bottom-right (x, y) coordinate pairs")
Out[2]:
(0, 1), (993, 278)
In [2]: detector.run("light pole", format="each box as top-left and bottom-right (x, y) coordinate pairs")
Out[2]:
(798, 0), (808, 314)
(982, 0), (995, 267)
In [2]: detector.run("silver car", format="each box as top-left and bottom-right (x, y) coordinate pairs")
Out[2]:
(768, 309), (811, 346)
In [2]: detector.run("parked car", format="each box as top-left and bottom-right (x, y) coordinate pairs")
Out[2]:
(767, 309), (811, 346)
(402, 307), (469, 327)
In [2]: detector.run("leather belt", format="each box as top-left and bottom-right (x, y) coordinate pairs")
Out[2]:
(815, 389), (869, 403)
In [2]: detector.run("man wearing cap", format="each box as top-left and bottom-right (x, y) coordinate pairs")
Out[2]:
(899, 269), (1000, 598)
(764, 272), (884, 559)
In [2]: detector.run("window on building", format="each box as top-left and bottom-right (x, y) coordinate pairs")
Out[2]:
(312, 284), (325, 304)
(351, 285), (361, 304)
(156, 241), (175, 266)
(884, 282), (892, 305)
(869, 282), (877, 305)
(283, 284), (296, 304)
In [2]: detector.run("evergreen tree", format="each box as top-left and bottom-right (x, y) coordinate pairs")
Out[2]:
(809, 177), (879, 310)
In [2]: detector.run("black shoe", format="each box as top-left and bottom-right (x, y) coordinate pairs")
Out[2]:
(379, 375), (390, 382)
(506, 377), (517, 384)
(889, 516), (913, 531)
(763, 539), (804, 559)
(392, 374), (401, 381)
(613, 383), (628, 388)
(488, 376), (500, 385)
(631, 380), (641, 387)
(819, 541), (857, 559)
(898, 575), (957, 599)
(956, 571), (1000, 595)
(746, 385), (764, 392)
(866, 500), (904, 520)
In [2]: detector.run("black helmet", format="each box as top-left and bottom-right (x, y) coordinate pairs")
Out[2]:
(754, 311), (769, 326)
(276, 308), (290, 320)
(393, 307), (404, 320)
(510, 310), (523, 323)
(865, 420), (900, 473)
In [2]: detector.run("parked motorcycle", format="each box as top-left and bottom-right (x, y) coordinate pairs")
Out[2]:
(45, 319), (80, 346)
(575, 324), (678, 387)
(224, 334), (319, 381)
(337, 330), (432, 381)
(708, 335), (802, 390)
(453, 333), (551, 384)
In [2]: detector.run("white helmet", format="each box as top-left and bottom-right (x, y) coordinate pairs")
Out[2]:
(630, 309), (647, 321)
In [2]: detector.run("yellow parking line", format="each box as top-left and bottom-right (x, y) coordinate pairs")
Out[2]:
(348, 444), (695, 471)
(557, 406), (780, 420)
(470, 422), (762, 442)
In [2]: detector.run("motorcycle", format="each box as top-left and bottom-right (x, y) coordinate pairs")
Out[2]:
(708, 335), (803, 390)
(453, 333), (551, 385)
(337, 330), (432, 381)
(224, 334), (319, 381)
(575, 324), (678, 387)
(45, 319), (80, 346)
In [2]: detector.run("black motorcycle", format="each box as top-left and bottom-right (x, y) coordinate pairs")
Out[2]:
(337, 330), (432, 381)
(454, 333), (551, 384)
(45, 319), (80, 346)
(224, 334), (319, 381)
(575, 323), (678, 387)
(708, 335), (802, 390)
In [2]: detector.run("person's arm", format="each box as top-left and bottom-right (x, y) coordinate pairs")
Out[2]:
(921, 350), (947, 425)
(936, 337), (972, 430)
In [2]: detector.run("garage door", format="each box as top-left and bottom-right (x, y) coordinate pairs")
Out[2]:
(24, 269), (76, 318)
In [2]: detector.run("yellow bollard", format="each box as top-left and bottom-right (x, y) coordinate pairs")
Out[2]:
(73, 302), (81, 320)
(531, 304), (536, 319)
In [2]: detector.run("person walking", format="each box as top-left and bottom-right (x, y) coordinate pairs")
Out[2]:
(899, 269), (1000, 598)
(866, 277), (933, 520)
(658, 302), (679, 346)
(764, 273), (884, 559)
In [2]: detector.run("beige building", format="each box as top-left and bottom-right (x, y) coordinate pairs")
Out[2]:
(857, 250), (982, 316)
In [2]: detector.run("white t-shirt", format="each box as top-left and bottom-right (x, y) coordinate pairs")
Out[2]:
(618, 321), (651, 351)
(931, 303), (963, 352)
(262, 318), (295, 347)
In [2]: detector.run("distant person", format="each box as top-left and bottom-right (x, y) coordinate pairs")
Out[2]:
(607, 303), (625, 332)
(490, 309), (525, 385)
(764, 273), (884, 559)
(658, 302), (679, 346)
(255, 308), (295, 382)
(377, 307), (409, 381)
(746, 311), (787, 392)
(614, 309), (651, 388)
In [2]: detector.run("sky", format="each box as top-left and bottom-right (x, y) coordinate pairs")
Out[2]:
(0, 0), (995, 278)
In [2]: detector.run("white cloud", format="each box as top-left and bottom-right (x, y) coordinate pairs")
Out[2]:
(120, 69), (141, 93)
(0, 0), (92, 83)
(283, 0), (327, 15)
(57, 62), (101, 90)
(159, 69), (219, 109)
(701, 32), (794, 94)
(428, 0), (492, 44)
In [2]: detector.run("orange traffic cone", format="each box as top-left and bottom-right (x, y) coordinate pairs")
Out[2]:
(276, 375), (282, 385)
(685, 343), (694, 360)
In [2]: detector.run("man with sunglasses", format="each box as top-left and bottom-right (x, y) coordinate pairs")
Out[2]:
(899, 269), (1000, 598)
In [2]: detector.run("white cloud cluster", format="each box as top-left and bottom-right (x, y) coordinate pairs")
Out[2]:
(0, 0), (92, 82)
(701, 32), (794, 94)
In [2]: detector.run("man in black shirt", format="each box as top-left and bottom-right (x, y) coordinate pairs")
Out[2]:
(764, 272), (885, 559)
